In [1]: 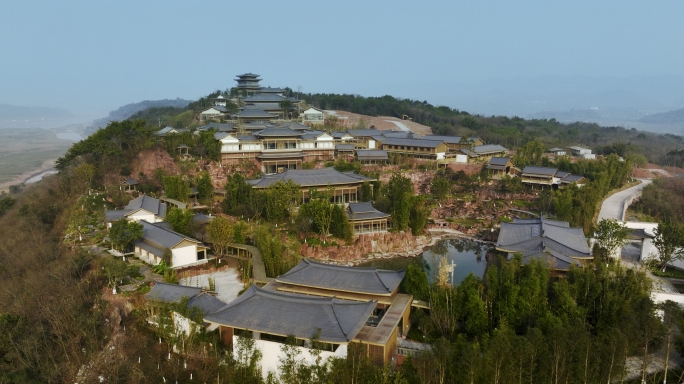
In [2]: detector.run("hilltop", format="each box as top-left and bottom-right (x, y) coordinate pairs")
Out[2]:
(640, 107), (684, 124)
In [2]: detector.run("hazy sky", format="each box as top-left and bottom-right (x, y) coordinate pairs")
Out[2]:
(2, 0), (684, 116)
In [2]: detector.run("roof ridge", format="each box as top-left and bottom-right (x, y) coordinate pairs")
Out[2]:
(330, 298), (352, 341)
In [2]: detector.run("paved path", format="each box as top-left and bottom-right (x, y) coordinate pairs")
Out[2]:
(597, 179), (651, 221)
(228, 243), (272, 285)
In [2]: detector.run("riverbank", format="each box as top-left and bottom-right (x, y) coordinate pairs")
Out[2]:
(0, 158), (59, 193)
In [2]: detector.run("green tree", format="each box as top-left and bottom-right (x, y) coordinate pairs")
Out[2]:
(0, 196), (16, 217)
(430, 176), (450, 200)
(400, 259), (430, 301)
(330, 204), (353, 243)
(206, 216), (233, 257)
(109, 218), (143, 251)
(653, 221), (684, 270)
(386, 173), (414, 231)
(409, 195), (430, 235)
(165, 207), (195, 237)
(593, 219), (629, 260)
(196, 172), (213, 203)
(299, 189), (335, 238)
(162, 175), (191, 202)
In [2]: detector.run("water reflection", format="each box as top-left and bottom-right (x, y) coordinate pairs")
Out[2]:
(357, 238), (490, 286)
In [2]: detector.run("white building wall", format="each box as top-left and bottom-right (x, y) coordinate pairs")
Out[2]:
(234, 336), (347, 379)
(455, 154), (468, 163)
(172, 244), (198, 267)
(127, 210), (158, 223)
(368, 140), (376, 149)
(436, 152), (445, 160)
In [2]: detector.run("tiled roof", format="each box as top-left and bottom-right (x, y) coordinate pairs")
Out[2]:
(381, 131), (422, 139)
(104, 210), (130, 222)
(243, 93), (288, 103)
(470, 144), (508, 154)
(202, 106), (227, 113)
(257, 127), (304, 137)
(122, 178), (138, 185)
(496, 218), (592, 259)
(561, 174), (585, 183)
(381, 138), (446, 148)
(330, 131), (353, 139)
(424, 135), (480, 144)
(234, 109), (277, 118)
(259, 87), (285, 93)
(146, 282), (226, 314)
(146, 282), (202, 303)
(355, 149), (388, 160)
(276, 259), (404, 295)
(138, 220), (201, 249)
(336, 144), (356, 150)
(488, 157), (510, 166)
(126, 195), (168, 218)
(247, 168), (373, 188)
(198, 123), (235, 132)
(521, 166), (558, 177)
(204, 285), (376, 343)
(347, 129), (382, 137)
(347, 202), (391, 222)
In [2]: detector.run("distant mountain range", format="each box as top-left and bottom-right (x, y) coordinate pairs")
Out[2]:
(0, 104), (73, 120)
(85, 98), (192, 135)
(639, 108), (684, 124)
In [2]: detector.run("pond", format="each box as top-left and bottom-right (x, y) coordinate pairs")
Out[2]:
(357, 238), (491, 286)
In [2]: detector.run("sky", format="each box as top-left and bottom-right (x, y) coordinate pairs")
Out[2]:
(1, 0), (684, 117)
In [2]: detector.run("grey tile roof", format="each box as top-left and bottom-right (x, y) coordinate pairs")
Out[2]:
(488, 157), (511, 166)
(202, 106), (227, 113)
(381, 131), (422, 139)
(569, 146), (591, 151)
(330, 131), (353, 139)
(139, 220), (201, 249)
(471, 144), (508, 154)
(561, 174), (585, 183)
(548, 147), (564, 152)
(256, 127), (305, 137)
(347, 202), (391, 221)
(146, 283), (226, 315)
(247, 168), (372, 188)
(259, 87), (286, 93)
(555, 171), (570, 178)
(300, 130), (327, 140)
(381, 138), (446, 148)
(126, 195), (167, 218)
(347, 129), (382, 137)
(235, 135), (260, 142)
(257, 152), (305, 159)
(198, 123), (235, 132)
(336, 144), (356, 151)
(234, 109), (277, 118)
(356, 149), (388, 160)
(134, 240), (167, 257)
(521, 166), (558, 177)
(204, 285), (376, 343)
(243, 93), (288, 103)
(214, 132), (230, 140)
(146, 282), (202, 304)
(424, 135), (480, 144)
(104, 209), (130, 222)
(193, 213), (213, 224)
(276, 259), (404, 296)
(123, 178), (138, 185)
(496, 218), (591, 259)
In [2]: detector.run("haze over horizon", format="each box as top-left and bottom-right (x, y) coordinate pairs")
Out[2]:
(2, 0), (684, 128)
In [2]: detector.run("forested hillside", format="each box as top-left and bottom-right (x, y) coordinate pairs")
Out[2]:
(303, 94), (684, 164)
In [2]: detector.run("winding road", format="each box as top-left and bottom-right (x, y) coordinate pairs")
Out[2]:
(597, 179), (651, 221)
